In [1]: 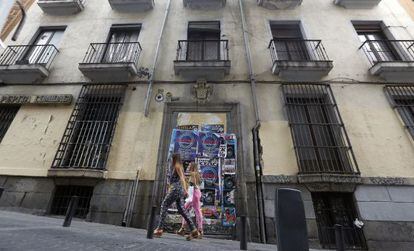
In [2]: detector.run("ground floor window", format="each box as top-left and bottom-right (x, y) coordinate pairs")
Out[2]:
(312, 192), (367, 249)
(0, 105), (20, 143)
(50, 185), (94, 218)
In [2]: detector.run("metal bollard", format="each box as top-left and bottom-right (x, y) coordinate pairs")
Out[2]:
(240, 216), (247, 250)
(63, 196), (79, 227)
(0, 187), (4, 199)
(334, 224), (345, 251)
(146, 206), (157, 239)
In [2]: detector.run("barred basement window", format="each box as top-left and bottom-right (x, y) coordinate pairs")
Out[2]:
(52, 84), (127, 170)
(281, 84), (359, 175)
(384, 85), (414, 139)
(50, 185), (94, 218)
(0, 106), (20, 143)
(312, 192), (367, 250)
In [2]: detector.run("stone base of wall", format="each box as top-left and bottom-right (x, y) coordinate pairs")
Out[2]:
(262, 180), (414, 250)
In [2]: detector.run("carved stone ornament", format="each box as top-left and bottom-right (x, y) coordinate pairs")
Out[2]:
(192, 80), (212, 103)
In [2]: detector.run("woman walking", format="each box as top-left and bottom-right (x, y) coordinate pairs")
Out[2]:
(177, 162), (203, 239)
(153, 153), (200, 240)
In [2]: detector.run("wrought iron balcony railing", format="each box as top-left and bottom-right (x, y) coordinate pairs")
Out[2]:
(359, 39), (414, 66)
(175, 40), (229, 62)
(0, 44), (59, 69)
(268, 38), (331, 63)
(81, 42), (142, 65)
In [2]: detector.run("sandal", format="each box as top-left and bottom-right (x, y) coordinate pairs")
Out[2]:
(186, 229), (200, 241)
(176, 227), (186, 236)
(197, 231), (203, 239)
(153, 228), (163, 238)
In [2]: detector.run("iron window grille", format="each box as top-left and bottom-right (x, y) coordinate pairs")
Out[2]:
(385, 85), (414, 139)
(50, 185), (94, 218)
(312, 192), (367, 250)
(52, 84), (127, 170)
(0, 106), (20, 143)
(281, 83), (359, 175)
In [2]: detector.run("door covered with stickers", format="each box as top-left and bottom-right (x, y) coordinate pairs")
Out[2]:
(164, 113), (238, 236)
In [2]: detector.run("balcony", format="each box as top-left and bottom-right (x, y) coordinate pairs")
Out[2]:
(257, 0), (302, 10)
(183, 0), (226, 10)
(38, 0), (85, 15)
(334, 0), (381, 9)
(359, 40), (414, 82)
(174, 40), (230, 80)
(0, 45), (59, 84)
(108, 0), (154, 12)
(78, 42), (142, 82)
(268, 39), (333, 81)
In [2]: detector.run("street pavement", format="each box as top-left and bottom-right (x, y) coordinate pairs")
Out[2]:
(0, 210), (278, 251)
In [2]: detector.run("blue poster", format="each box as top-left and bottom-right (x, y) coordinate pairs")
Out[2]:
(170, 129), (198, 161)
(198, 131), (220, 158)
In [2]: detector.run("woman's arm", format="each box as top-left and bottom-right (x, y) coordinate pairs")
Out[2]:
(175, 164), (188, 194)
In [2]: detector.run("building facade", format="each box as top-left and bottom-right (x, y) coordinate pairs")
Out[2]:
(0, 0), (414, 250)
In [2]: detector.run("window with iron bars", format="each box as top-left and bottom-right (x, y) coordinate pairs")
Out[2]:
(281, 84), (359, 175)
(52, 84), (127, 170)
(384, 85), (414, 139)
(0, 106), (20, 143)
(312, 192), (367, 250)
(50, 185), (94, 218)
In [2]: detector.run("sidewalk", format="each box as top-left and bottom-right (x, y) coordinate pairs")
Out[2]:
(0, 210), (275, 251)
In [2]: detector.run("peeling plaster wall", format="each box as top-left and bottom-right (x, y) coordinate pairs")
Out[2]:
(0, 0), (414, 183)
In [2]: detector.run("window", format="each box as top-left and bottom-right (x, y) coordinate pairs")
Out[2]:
(23, 27), (65, 65)
(353, 22), (400, 63)
(281, 84), (358, 174)
(0, 106), (19, 143)
(187, 21), (221, 61)
(50, 185), (94, 218)
(312, 192), (366, 249)
(103, 24), (141, 63)
(52, 84), (127, 170)
(385, 85), (414, 139)
(270, 22), (309, 61)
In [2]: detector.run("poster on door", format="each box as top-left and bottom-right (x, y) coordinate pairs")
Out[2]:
(165, 126), (237, 235)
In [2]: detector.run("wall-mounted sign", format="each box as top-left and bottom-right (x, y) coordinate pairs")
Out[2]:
(0, 95), (73, 105)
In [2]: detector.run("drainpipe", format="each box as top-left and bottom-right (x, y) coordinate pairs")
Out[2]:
(239, 0), (266, 243)
(11, 1), (26, 41)
(143, 0), (171, 117)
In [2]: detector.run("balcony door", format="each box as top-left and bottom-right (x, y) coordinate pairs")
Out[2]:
(354, 23), (400, 63)
(103, 24), (141, 63)
(271, 23), (309, 61)
(187, 21), (221, 61)
(25, 28), (64, 65)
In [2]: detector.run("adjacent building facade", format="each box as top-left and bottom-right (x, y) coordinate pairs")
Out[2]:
(0, 0), (414, 250)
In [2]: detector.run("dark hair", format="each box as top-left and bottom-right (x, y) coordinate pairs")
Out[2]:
(172, 153), (182, 166)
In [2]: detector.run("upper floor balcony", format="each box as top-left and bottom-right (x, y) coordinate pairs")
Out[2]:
(268, 38), (333, 81)
(359, 40), (414, 82)
(78, 42), (142, 82)
(108, 0), (154, 12)
(257, 0), (302, 10)
(334, 0), (381, 9)
(38, 0), (85, 15)
(174, 40), (231, 81)
(0, 44), (59, 84)
(183, 0), (226, 10)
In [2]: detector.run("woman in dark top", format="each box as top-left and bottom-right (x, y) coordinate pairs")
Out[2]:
(153, 153), (199, 240)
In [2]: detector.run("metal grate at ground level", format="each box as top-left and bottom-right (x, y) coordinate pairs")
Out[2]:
(312, 192), (367, 250)
(52, 84), (127, 170)
(0, 106), (20, 143)
(384, 85), (414, 139)
(50, 185), (94, 218)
